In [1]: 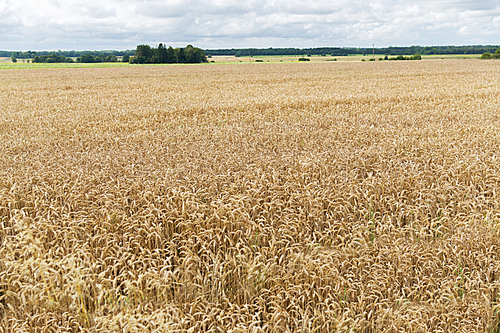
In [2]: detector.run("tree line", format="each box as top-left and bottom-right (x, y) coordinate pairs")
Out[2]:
(130, 44), (207, 64)
(3, 50), (134, 59)
(27, 54), (126, 63)
(4, 46), (500, 59)
(480, 49), (500, 59)
(5, 44), (208, 64)
(207, 45), (500, 57)
(5, 45), (500, 63)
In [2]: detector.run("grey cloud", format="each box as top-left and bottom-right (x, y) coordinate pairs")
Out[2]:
(0, 0), (499, 50)
(434, 0), (499, 11)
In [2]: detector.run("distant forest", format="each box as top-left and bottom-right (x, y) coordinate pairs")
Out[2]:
(206, 45), (500, 57)
(2, 50), (135, 59)
(2, 45), (499, 60)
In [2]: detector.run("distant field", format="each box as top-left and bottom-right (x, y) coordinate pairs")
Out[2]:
(0, 54), (483, 68)
(1, 60), (500, 332)
(212, 54), (483, 63)
(423, 54), (482, 60)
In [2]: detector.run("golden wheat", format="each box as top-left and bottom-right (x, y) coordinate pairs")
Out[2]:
(1, 60), (500, 332)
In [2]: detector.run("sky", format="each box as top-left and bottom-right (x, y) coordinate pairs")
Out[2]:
(0, 0), (499, 51)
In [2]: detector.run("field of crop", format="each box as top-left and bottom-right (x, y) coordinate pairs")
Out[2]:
(252, 54), (482, 62)
(1, 60), (500, 332)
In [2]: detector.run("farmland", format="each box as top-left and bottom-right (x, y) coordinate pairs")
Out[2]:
(0, 53), (483, 68)
(1, 60), (500, 332)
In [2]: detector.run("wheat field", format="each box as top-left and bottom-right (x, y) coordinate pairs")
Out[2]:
(1, 60), (500, 332)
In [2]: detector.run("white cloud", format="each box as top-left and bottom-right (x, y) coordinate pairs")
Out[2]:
(0, 0), (499, 50)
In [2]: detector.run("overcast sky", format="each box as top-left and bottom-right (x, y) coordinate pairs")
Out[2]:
(1, 0), (499, 51)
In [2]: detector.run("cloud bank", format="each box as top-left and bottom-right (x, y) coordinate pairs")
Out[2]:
(1, 0), (499, 50)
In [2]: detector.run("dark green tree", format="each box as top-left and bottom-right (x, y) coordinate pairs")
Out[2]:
(153, 43), (168, 63)
(178, 48), (186, 63)
(166, 46), (176, 63)
(79, 54), (96, 63)
(134, 44), (153, 63)
(105, 55), (117, 62)
(185, 45), (207, 63)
